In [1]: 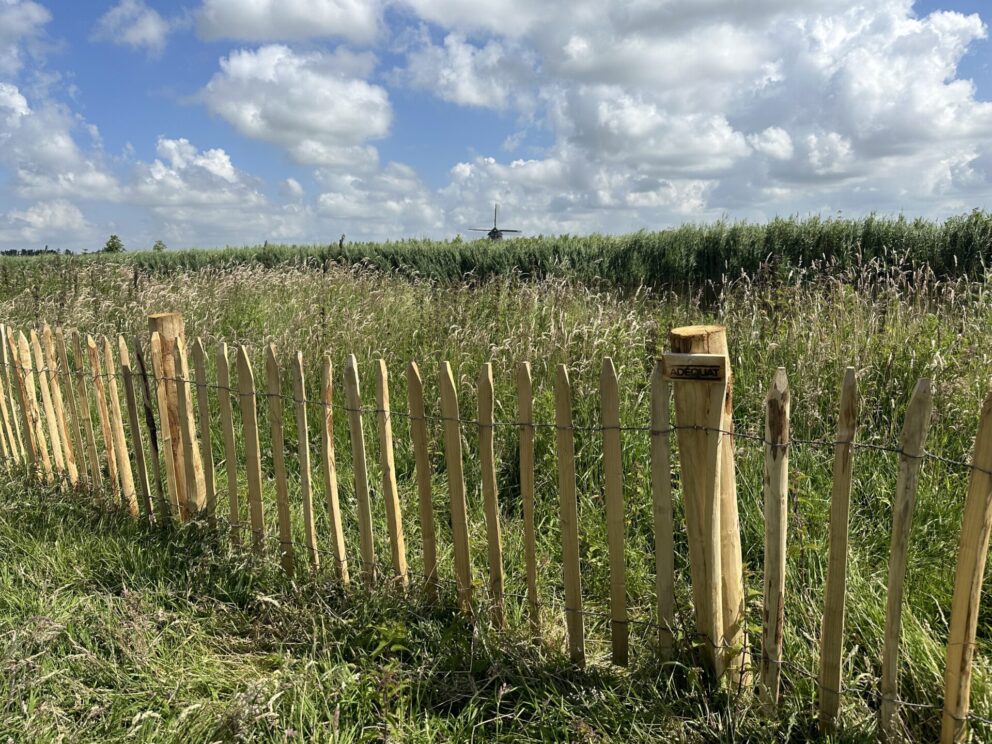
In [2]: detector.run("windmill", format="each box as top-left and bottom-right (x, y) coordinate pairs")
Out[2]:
(469, 204), (521, 241)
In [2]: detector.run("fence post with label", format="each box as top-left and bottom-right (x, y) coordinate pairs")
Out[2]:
(663, 350), (727, 679)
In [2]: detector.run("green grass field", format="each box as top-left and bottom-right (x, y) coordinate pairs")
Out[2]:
(0, 251), (991, 741)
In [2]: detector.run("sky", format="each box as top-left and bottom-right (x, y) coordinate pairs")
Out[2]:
(0, 0), (991, 251)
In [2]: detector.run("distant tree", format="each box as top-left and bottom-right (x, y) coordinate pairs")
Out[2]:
(103, 234), (125, 253)
(153, 239), (167, 252)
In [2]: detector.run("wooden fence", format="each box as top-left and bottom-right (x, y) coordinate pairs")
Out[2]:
(0, 315), (990, 743)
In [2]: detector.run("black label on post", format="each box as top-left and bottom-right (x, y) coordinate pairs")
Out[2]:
(668, 364), (722, 381)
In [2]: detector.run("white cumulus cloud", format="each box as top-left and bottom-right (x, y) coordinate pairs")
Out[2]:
(200, 45), (391, 167)
(748, 127), (794, 161)
(0, 0), (49, 76)
(0, 82), (122, 202)
(400, 0), (992, 231)
(316, 161), (441, 237)
(400, 33), (537, 111)
(0, 199), (90, 245)
(91, 0), (175, 57)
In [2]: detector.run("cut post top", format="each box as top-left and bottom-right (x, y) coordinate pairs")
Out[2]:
(669, 325), (728, 355)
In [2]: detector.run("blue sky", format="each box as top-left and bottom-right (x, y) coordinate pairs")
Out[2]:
(1, 0), (992, 250)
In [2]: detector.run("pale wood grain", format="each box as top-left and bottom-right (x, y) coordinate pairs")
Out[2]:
(478, 362), (505, 626)
(818, 367), (858, 731)
(761, 368), (789, 709)
(320, 356), (349, 584)
(600, 357), (627, 666)
(555, 364), (585, 665)
(439, 360), (472, 614)
(376, 359), (408, 586)
(407, 361), (436, 596)
(265, 344), (295, 577)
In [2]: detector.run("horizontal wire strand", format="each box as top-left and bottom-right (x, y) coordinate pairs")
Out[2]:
(2, 357), (989, 477)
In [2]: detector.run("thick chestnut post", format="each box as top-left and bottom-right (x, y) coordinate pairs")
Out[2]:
(669, 324), (746, 683)
(147, 313), (188, 512)
(663, 348), (727, 679)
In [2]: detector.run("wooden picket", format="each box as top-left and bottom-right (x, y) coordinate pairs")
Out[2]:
(761, 368), (789, 709)
(879, 379), (932, 737)
(174, 337), (206, 515)
(148, 313), (188, 513)
(555, 364), (585, 666)
(22, 330), (53, 482)
(321, 356), (349, 584)
(216, 343), (241, 547)
(237, 346), (265, 554)
(290, 351), (320, 569)
(42, 325), (77, 483)
(941, 388), (992, 743)
(649, 360), (675, 659)
(517, 361), (540, 634)
(103, 336), (138, 515)
(818, 367), (858, 731)
(133, 337), (167, 520)
(9, 330), (43, 473)
(192, 339), (217, 522)
(150, 332), (180, 519)
(31, 329), (65, 475)
(600, 357), (627, 666)
(440, 360), (472, 614)
(86, 334), (118, 494)
(478, 362), (505, 627)
(0, 343), (13, 465)
(0, 392), (9, 463)
(54, 328), (85, 479)
(72, 331), (101, 489)
(407, 361), (436, 596)
(344, 354), (376, 584)
(118, 336), (154, 518)
(1, 325), (25, 460)
(375, 359), (409, 587)
(265, 344), (295, 577)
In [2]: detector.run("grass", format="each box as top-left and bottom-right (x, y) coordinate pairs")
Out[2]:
(0, 480), (801, 742)
(0, 253), (991, 740)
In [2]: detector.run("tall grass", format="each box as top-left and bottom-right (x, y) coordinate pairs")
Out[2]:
(0, 256), (990, 740)
(3, 211), (992, 296)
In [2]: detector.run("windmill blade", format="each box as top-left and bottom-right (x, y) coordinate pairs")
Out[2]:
(468, 228), (489, 231)
(500, 229), (522, 233)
